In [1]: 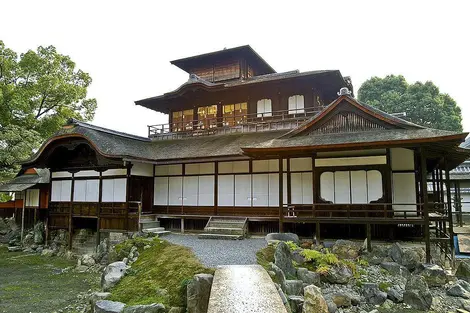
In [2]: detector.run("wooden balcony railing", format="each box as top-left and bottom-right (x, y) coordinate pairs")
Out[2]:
(148, 106), (325, 139)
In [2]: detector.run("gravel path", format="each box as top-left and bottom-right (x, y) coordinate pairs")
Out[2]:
(163, 234), (267, 267)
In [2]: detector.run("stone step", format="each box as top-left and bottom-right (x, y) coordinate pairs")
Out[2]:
(210, 217), (246, 223)
(140, 214), (158, 222)
(140, 221), (161, 228)
(142, 228), (171, 236)
(205, 227), (245, 235)
(142, 227), (165, 232)
(207, 222), (246, 228)
(198, 233), (244, 240)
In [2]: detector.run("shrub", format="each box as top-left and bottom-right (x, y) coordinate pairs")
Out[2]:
(379, 282), (391, 292)
(285, 241), (300, 251)
(357, 258), (369, 267)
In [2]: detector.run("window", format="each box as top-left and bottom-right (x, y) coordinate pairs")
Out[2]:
(320, 170), (383, 204)
(197, 105), (217, 129)
(153, 175), (215, 206)
(73, 180), (99, 202)
(223, 103), (247, 126)
(25, 189), (40, 207)
(172, 109), (194, 132)
(257, 99), (272, 117)
(102, 178), (127, 202)
(288, 95), (304, 114)
(51, 180), (72, 202)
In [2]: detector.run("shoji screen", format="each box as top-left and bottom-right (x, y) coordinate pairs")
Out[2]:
(218, 175), (234, 206)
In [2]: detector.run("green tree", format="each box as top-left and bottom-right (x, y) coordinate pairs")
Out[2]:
(0, 41), (97, 181)
(357, 75), (462, 132)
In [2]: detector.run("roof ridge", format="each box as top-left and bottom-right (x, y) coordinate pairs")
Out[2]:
(67, 119), (150, 142)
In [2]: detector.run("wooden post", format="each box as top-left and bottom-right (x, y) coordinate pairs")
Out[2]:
(21, 190), (25, 243)
(181, 218), (185, 234)
(68, 172), (75, 250)
(315, 222), (320, 245)
(96, 171), (103, 247)
(366, 223), (372, 252)
(125, 164), (131, 231)
(279, 156), (284, 233)
(445, 158), (455, 267)
(419, 148), (431, 263)
(214, 161), (218, 216)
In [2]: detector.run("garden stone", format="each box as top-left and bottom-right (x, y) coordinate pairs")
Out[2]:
(95, 300), (125, 313)
(297, 268), (320, 286)
(266, 232), (300, 245)
(41, 248), (55, 256)
(123, 303), (166, 313)
(79, 254), (96, 267)
(187, 273), (213, 313)
(23, 233), (34, 246)
(270, 262), (286, 287)
(323, 264), (352, 285)
(388, 243), (403, 264)
(380, 262), (410, 277)
(460, 299), (470, 311)
(403, 275), (432, 311)
(331, 293), (352, 307)
(168, 308), (185, 313)
(302, 285), (328, 313)
(292, 250), (306, 265)
(275, 241), (296, 278)
(89, 292), (111, 307)
(414, 263), (447, 287)
(457, 261), (470, 283)
(0, 218), (8, 235)
(332, 240), (360, 259)
(362, 283), (386, 305)
(101, 261), (128, 291)
(387, 286), (404, 303)
(7, 246), (22, 252)
(33, 222), (44, 244)
(326, 300), (337, 313)
(284, 280), (303, 296)
(381, 299), (394, 310)
(448, 280), (470, 299)
(275, 283), (292, 313)
(401, 248), (424, 271)
(288, 295), (304, 313)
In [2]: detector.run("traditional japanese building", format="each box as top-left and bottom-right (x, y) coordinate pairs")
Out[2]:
(7, 45), (470, 262)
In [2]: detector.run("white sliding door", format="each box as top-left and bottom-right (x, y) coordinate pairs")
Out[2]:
(168, 177), (183, 206)
(351, 171), (367, 204)
(252, 174), (269, 207)
(198, 176), (214, 206)
(334, 171), (350, 204)
(320, 172), (334, 203)
(367, 170), (383, 202)
(269, 173), (279, 207)
(235, 175), (251, 206)
(183, 176), (198, 206)
(291, 172), (313, 204)
(218, 175), (234, 206)
(154, 177), (169, 205)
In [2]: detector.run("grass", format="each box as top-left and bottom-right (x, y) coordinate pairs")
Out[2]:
(109, 238), (214, 307)
(0, 245), (100, 313)
(256, 245), (276, 270)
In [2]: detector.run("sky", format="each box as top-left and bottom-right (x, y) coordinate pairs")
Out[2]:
(1, 0), (469, 137)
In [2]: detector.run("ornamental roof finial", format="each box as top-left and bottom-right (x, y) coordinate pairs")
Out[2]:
(338, 87), (352, 96)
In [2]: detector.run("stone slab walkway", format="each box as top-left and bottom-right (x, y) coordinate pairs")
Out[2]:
(207, 264), (287, 313)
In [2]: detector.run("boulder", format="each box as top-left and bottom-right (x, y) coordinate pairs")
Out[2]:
(323, 265), (353, 285)
(388, 243), (403, 264)
(297, 268), (320, 286)
(7, 246), (22, 252)
(402, 248), (425, 271)
(331, 240), (360, 259)
(448, 280), (470, 299)
(95, 300), (125, 313)
(33, 222), (44, 244)
(403, 275), (433, 311)
(284, 280), (303, 296)
(0, 218), (8, 235)
(292, 250), (306, 265)
(41, 249), (55, 257)
(387, 286), (404, 303)
(380, 262), (410, 277)
(414, 263), (447, 287)
(275, 241), (296, 278)
(101, 261), (128, 291)
(275, 283), (292, 313)
(326, 300), (337, 313)
(331, 293), (351, 308)
(79, 254), (96, 267)
(168, 308), (185, 313)
(89, 292), (112, 307)
(187, 273), (213, 313)
(457, 261), (470, 283)
(23, 233), (34, 246)
(270, 262), (287, 287)
(288, 295), (304, 313)
(362, 283), (387, 305)
(123, 303), (166, 313)
(266, 232), (300, 245)
(302, 285), (328, 313)
(96, 238), (110, 264)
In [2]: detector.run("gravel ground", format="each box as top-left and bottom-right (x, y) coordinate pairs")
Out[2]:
(163, 234), (267, 267)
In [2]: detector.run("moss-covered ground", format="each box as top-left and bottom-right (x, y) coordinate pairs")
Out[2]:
(109, 237), (214, 308)
(0, 245), (100, 313)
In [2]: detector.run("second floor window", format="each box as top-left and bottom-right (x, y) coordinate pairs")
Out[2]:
(172, 109), (194, 132)
(197, 105), (218, 129)
(288, 95), (305, 114)
(223, 102), (247, 126)
(257, 99), (272, 117)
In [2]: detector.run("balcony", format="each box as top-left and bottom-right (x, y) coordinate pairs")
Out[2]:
(148, 107), (325, 140)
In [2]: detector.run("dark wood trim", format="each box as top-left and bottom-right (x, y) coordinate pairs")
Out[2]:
(287, 157), (292, 205)
(125, 164), (131, 231)
(279, 157), (284, 232)
(444, 157), (455, 266)
(419, 148), (431, 262)
(68, 172), (75, 249)
(214, 161), (218, 215)
(97, 170), (103, 246)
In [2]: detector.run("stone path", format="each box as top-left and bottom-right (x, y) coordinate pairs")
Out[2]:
(207, 265), (287, 313)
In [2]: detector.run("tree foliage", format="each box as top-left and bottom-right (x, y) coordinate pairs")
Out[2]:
(357, 75), (462, 132)
(0, 41), (97, 181)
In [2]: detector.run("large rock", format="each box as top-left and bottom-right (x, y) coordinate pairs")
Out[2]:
(456, 261), (470, 283)
(33, 222), (44, 244)
(95, 300), (125, 313)
(288, 295), (304, 313)
(79, 254), (96, 267)
(401, 248), (425, 271)
(302, 285), (328, 313)
(0, 218), (8, 235)
(389, 243), (403, 264)
(331, 240), (360, 259)
(362, 283), (387, 305)
(297, 268), (320, 286)
(89, 292), (112, 307)
(101, 261), (128, 291)
(41, 248), (55, 257)
(123, 303), (166, 313)
(447, 280), (470, 299)
(266, 233), (300, 245)
(387, 286), (404, 303)
(284, 280), (303, 296)
(331, 293), (351, 308)
(270, 262), (287, 287)
(380, 262), (410, 278)
(292, 250), (306, 265)
(275, 283), (292, 313)
(414, 263), (447, 287)
(275, 241), (296, 278)
(187, 273), (213, 313)
(403, 275), (433, 311)
(323, 265), (352, 285)
(7, 246), (22, 252)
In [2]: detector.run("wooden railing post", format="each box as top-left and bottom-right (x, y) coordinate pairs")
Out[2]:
(279, 157), (284, 233)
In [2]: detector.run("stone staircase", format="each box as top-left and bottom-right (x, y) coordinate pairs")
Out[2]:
(72, 229), (98, 255)
(139, 214), (170, 236)
(199, 216), (247, 240)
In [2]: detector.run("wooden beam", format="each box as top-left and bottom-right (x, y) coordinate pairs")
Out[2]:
(68, 172), (75, 250)
(366, 223), (372, 252)
(279, 157), (284, 233)
(96, 170), (103, 247)
(214, 161), (218, 216)
(419, 148), (431, 263)
(445, 158), (455, 267)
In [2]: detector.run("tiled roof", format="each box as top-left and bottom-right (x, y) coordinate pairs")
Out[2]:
(0, 168), (50, 192)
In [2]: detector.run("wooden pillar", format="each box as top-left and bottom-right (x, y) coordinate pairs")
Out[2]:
(125, 164), (131, 231)
(419, 148), (431, 262)
(21, 190), (25, 242)
(366, 223), (372, 252)
(214, 161), (218, 216)
(181, 218), (185, 234)
(68, 172), (75, 250)
(445, 159), (455, 267)
(315, 222), (320, 245)
(96, 171), (103, 247)
(279, 157), (284, 233)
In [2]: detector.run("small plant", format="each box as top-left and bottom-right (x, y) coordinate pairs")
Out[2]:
(357, 258), (369, 267)
(301, 249), (339, 266)
(355, 279), (365, 288)
(380, 268), (389, 275)
(379, 281), (391, 292)
(316, 265), (330, 275)
(285, 241), (300, 251)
